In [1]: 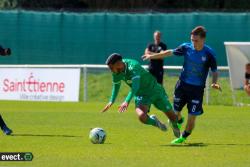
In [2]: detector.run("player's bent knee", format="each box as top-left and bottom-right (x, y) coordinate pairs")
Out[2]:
(138, 113), (148, 123)
(135, 106), (149, 123)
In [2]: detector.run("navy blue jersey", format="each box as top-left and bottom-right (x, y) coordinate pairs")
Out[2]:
(173, 43), (217, 87)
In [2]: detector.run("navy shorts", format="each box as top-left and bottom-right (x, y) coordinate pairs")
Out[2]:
(173, 80), (204, 115)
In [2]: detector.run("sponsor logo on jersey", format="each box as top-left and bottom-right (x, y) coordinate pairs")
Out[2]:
(157, 46), (162, 52)
(128, 65), (133, 71)
(136, 96), (143, 101)
(174, 97), (181, 102)
(191, 100), (200, 104)
(126, 80), (132, 84)
(201, 56), (206, 62)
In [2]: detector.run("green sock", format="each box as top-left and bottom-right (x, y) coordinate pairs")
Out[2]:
(145, 116), (156, 126)
(178, 117), (184, 124)
(170, 119), (179, 129)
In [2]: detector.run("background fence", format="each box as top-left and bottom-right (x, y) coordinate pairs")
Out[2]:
(1, 10), (250, 65)
(0, 64), (233, 105)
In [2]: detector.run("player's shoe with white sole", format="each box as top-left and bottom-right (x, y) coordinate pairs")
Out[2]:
(150, 115), (167, 132)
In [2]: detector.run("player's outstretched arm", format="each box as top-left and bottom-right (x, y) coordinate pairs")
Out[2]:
(117, 90), (132, 113)
(118, 102), (129, 113)
(142, 49), (173, 60)
(101, 102), (113, 113)
(118, 75), (140, 113)
(101, 80), (121, 112)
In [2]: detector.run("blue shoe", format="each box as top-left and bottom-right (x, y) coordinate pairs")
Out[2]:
(2, 127), (13, 135)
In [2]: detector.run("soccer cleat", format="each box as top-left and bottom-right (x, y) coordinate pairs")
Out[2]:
(2, 126), (13, 135)
(169, 121), (181, 138)
(171, 136), (186, 144)
(150, 115), (167, 132)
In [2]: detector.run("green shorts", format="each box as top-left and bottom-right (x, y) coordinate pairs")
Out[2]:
(134, 84), (173, 112)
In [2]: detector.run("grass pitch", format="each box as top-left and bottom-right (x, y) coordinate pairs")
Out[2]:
(0, 101), (250, 167)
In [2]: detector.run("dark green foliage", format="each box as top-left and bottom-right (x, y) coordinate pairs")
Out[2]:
(18, 0), (88, 9)
(0, 0), (17, 9)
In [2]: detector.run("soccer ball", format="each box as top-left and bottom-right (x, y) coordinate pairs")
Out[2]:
(89, 127), (106, 144)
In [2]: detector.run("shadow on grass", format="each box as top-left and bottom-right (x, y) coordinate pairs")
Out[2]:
(162, 143), (208, 147)
(162, 142), (250, 147)
(11, 133), (82, 138)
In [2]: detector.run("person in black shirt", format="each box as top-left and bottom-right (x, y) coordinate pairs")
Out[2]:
(0, 45), (12, 135)
(145, 31), (167, 85)
(244, 63), (250, 96)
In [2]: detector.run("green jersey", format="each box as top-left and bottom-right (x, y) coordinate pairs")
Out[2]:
(109, 58), (173, 112)
(109, 59), (158, 103)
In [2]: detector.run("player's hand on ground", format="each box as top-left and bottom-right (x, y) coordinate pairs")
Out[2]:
(101, 102), (113, 113)
(211, 83), (222, 92)
(118, 102), (129, 113)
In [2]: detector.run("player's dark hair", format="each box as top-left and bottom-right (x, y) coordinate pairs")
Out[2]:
(105, 53), (122, 65)
(246, 63), (250, 67)
(191, 26), (206, 38)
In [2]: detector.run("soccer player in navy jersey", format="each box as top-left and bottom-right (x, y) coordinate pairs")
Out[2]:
(142, 26), (221, 144)
(0, 45), (12, 135)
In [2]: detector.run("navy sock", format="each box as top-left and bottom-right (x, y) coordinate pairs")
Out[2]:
(182, 130), (191, 138)
(0, 115), (7, 129)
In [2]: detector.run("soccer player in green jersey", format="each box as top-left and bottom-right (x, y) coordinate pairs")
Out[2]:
(101, 53), (180, 138)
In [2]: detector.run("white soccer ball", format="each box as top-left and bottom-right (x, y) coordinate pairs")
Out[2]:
(89, 127), (106, 144)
